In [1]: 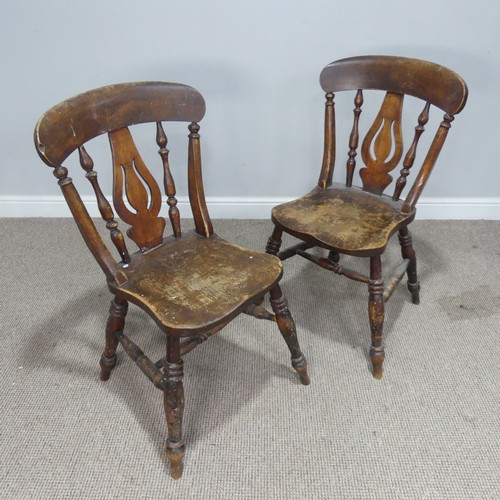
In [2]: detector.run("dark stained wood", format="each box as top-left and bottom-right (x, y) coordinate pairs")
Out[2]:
(116, 331), (166, 390)
(269, 285), (310, 385)
(270, 55), (467, 378)
(265, 225), (283, 256)
(188, 122), (213, 237)
(360, 92), (404, 195)
(277, 241), (313, 261)
(34, 82), (206, 167)
(109, 127), (166, 251)
(393, 102), (430, 200)
(398, 226), (420, 304)
(296, 249), (371, 284)
(109, 231), (284, 336)
(155, 318), (233, 361)
(382, 259), (410, 303)
(320, 55), (468, 114)
(34, 81), (309, 478)
(272, 184), (415, 257)
(242, 303), (276, 321)
(317, 92), (336, 188)
(164, 337), (185, 480)
(346, 89), (363, 187)
(368, 255), (385, 380)
(327, 250), (340, 264)
(53, 165), (126, 284)
(157, 121), (181, 238)
(100, 298), (128, 381)
(79, 145), (131, 263)
(401, 113), (454, 213)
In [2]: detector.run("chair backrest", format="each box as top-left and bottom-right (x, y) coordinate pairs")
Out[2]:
(317, 55), (468, 213)
(34, 82), (213, 284)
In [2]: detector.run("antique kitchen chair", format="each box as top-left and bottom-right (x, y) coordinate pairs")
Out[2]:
(34, 82), (309, 479)
(266, 56), (467, 379)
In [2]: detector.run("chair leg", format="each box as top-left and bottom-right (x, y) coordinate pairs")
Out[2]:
(252, 225), (283, 308)
(368, 256), (385, 380)
(398, 226), (420, 304)
(266, 226), (283, 256)
(99, 297), (128, 381)
(269, 284), (310, 385)
(164, 336), (185, 479)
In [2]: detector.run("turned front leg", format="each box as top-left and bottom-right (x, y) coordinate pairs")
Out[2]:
(164, 336), (185, 479)
(100, 297), (128, 381)
(269, 284), (310, 385)
(368, 256), (385, 380)
(398, 226), (420, 304)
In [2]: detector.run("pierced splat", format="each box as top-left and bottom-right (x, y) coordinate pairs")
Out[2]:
(78, 145), (131, 263)
(156, 122), (181, 237)
(392, 101), (430, 200)
(360, 92), (404, 195)
(109, 127), (166, 251)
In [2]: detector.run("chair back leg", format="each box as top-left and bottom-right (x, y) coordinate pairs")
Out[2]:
(398, 226), (420, 304)
(164, 336), (185, 479)
(368, 256), (385, 379)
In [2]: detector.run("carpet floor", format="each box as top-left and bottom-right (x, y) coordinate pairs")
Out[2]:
(0, 218), (499, 499)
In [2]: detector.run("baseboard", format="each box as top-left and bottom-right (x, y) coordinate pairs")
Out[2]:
(0, 195), (499, 219)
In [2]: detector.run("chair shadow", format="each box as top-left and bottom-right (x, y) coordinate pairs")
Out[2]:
(20, 288), (299, 461)
(278, 228), (443, 375)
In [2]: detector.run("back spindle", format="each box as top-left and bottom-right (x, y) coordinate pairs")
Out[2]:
(346, 89), (363, 187)
(156, 122), (181, 237)
(317, 92), (336, 188)
(392, 101), (430, 200)
(78, 146), (131, 263)
(401, 112), (454, 213)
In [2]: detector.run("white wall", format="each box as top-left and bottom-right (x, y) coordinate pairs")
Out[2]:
(1, 0), (499, 218)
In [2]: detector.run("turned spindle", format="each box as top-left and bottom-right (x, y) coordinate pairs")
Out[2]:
(157, 122), (181, 238)
(346, 89), (363, 187)
(393, 101), (430, 200)
(368, 256), (385, 380)
(78, 146), (131, 263)
(164, 338), (185, 479)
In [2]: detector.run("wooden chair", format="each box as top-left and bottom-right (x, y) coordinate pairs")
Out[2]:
(34, 82), (309, 479)
(266, 56), (468, 379)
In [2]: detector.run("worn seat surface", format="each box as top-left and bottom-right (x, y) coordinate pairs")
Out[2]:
(112, 231), (283, 334)
(272, 184), (415, 257)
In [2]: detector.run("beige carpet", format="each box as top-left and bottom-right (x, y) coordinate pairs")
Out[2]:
(1, 218), (499, 499)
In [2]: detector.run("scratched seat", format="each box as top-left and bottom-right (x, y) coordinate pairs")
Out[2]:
(266, 56), (468, 379)
(34, 82), (309, 479)
(115, 231), (283, 333)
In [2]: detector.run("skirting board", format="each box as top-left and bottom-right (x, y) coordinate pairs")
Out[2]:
(0, 195), (499, 220)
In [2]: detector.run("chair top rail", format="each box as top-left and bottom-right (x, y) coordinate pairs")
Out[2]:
(320, 55), (468, 115)
(35, 81), (205, 167)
